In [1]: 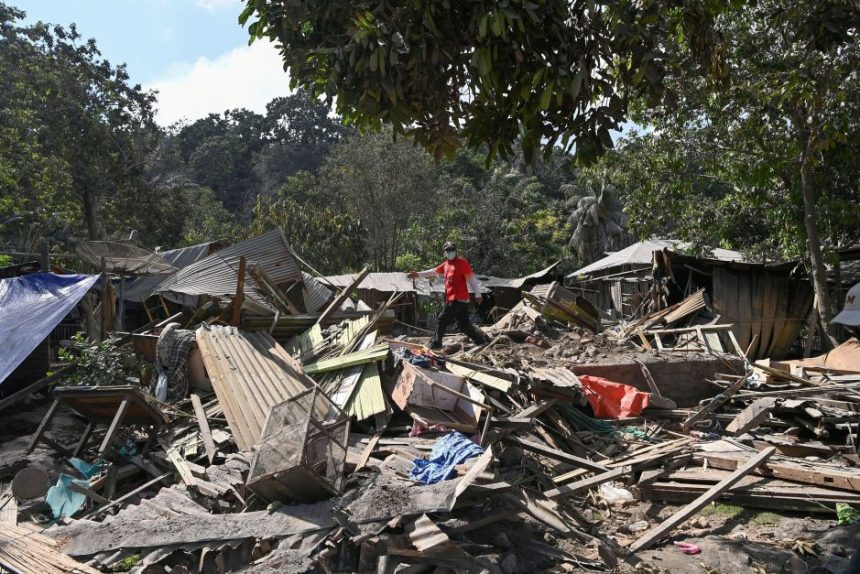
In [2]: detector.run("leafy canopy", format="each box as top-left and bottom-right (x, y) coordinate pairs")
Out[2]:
(240, 0), (733, 163)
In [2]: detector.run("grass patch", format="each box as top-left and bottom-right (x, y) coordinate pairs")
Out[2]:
(748, 511), (781, 526)
(697, 504), (782, 527)
(699, 503), (745, 519)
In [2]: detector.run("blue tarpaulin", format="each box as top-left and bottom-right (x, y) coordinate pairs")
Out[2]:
(410, 431), (485, 485)
(0, 273), (98, 386)
(46, 473), (90, 518)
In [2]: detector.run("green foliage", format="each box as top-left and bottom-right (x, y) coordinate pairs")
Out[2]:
(240, 0), (733, 164)
(0, 3), (159, 243)
(111, 553), (141, 572)
(320, 128), (438, 270)
(836, 503), (860, 526)
(250, 172), (366, 274)
(58, 334), (144, 387)
(0, 254), (11, 267)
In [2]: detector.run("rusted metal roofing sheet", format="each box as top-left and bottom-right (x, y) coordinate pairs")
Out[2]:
(195, 325), (313, 451)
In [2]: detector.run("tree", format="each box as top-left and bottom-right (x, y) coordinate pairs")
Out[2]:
(240, 0), (730, 163)
(624, 0), (860, 336)
(564, 171), (629, 266)
(0, 4), (159, 241)
(249, 172), (366, 273)
(321, 129), (438, 270)
(255, 90), (350, 195)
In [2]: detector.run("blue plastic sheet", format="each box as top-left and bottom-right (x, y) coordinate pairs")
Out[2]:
(410, 431), (485, 485)
(0, 273), (98, 386)
(46, 473), (90, 518)
(69, 457), (105, 479)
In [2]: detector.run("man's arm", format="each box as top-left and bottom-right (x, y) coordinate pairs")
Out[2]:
(408, 263), (444, 279)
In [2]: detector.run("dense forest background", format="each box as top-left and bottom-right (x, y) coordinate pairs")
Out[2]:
(1, 2), (858, 286)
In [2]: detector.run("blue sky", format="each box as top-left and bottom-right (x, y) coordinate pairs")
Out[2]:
(15, 0), (293, 125)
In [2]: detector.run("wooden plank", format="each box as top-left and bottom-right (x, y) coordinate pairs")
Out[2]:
(505, 435), (608, 473)
(26, 398), (62, 454)
(0, 365), (74, 413)
(629, 447), (775, 552)
(190, 394), (217, 464)
(553, 437), (692, 484)
(98, 399), (130, 455)
(696, 451), (860, 493)
(446, 363), (513, 393)
(725, 398), (777, 435)
(317, 266), (370, 326)
(681, 376), (749, 431)
(543, 466), (630, 500)
(0, 491), (17, 526)
(231, 255), (246, 326)
(161, 441), (198, 487)
(355, 426), (386, 471)
(68, 481), (110, 505)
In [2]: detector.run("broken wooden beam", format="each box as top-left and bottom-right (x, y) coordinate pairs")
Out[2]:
(505, 435), (608, 473)
(629, 447), (775, 552)
(681, 375), (749, 431)
(725, 398), (777, 436)
(316, 266), (370, 326)
(543, 466), (630, 500)
(190, 394), (217, 464)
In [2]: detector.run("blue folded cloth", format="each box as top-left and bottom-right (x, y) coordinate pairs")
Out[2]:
(410, 431), (485, 485)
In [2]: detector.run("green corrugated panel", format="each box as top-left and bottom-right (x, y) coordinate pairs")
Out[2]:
(345, 362), (387, 421)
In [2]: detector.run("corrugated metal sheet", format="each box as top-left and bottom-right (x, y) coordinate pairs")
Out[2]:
(195, 325), (313, 451)
(568, 239), (745, 278)
(154, 230), (302, 313)
(123, 241), (216, 302)
(77, 241), (178, 275)
(302, 272), (334, 313)
(345, 362), (387, 420)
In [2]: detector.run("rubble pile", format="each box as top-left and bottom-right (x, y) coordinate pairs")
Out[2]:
(0, 244), (859, 573)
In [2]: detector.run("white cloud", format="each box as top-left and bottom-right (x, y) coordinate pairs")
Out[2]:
(148, 41), (292, 126)
(196, 0), (238, 10)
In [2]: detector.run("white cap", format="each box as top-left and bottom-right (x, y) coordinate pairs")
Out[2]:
(833, 283), (860, 326)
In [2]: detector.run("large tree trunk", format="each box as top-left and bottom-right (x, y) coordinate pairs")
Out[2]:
(82, 189), (100, 240)
(798, 112), (836, 342)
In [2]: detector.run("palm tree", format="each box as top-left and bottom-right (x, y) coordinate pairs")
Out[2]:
(564, 173), (629, 265)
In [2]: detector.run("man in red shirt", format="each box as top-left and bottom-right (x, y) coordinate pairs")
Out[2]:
(408, 241), (488, 349)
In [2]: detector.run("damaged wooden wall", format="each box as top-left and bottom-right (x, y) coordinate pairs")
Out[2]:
(711, 268), (814, 360)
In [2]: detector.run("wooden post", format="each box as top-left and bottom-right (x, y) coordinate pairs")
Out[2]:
(39, 238), (50, 271)
(316, 266), (370, 326)
(100, 256), (108, 341)
(98, 399), (130, 456)
(231, 256), (246, 326)
(629, 447), (775, 552)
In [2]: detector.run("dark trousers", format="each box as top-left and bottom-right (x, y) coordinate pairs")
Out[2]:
(432, 301), (486, 347)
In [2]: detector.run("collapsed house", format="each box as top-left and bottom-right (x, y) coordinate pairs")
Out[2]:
(0, 232), (858, 573)
(567, 239), (815, 360)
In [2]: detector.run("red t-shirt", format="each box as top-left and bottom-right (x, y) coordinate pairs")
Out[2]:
(434, 257), (475, 303)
